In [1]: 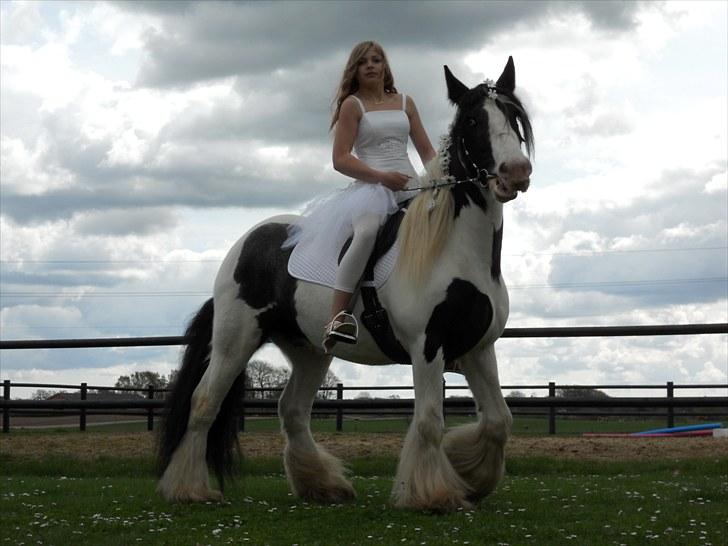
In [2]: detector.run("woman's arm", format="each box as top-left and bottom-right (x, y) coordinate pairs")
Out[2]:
(406, 95), (436, 166)
(332, 97), (382, 183)
(332, 97), (409, 190)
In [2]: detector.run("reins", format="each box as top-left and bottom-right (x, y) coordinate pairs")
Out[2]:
(406, 137), (497, 192)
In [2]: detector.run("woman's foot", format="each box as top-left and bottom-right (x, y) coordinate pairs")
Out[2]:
(323, 311), (358, 352)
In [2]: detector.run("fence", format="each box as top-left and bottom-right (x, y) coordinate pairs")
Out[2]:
(2, 323), (727, 434)
(3, 379), (727, 434)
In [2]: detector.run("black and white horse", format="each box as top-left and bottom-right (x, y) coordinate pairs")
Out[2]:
(157, 58), (534, 512)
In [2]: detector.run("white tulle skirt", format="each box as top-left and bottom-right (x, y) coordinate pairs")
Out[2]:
(282, 182), (399, 258)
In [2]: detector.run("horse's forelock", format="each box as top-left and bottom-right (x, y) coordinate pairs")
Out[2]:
(494, 91), (534, 157)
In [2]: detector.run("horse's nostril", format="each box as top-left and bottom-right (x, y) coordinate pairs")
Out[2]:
(498, 162), (509, 174)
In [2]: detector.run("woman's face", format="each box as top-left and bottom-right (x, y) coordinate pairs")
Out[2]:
(356, 47), (385, 87)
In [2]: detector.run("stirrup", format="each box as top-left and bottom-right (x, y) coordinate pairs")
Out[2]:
(322, 311), (359, 352)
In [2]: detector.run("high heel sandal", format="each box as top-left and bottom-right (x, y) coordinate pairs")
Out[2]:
(322, 311), (359, 353)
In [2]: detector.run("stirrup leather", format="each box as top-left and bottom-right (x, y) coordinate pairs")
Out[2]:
(323, 311), (359, 350)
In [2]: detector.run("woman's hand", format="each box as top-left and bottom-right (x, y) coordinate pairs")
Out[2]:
(379, 171), (410, 191)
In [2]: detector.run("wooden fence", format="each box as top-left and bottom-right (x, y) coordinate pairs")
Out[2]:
(2, 379), (727, 434)
(2, 323), (727, 434)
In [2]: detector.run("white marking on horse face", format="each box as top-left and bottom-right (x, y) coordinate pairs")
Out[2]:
(484, 100), (527, 169)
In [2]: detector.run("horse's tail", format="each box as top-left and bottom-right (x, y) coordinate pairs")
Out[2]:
(397, 176), (454, 285)
(156, 297), (246, 490)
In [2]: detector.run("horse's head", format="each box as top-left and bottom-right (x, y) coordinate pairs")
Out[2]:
(444, 58), (534, 203)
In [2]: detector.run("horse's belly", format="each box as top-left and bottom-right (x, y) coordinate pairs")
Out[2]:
(292, 281), (397, 365)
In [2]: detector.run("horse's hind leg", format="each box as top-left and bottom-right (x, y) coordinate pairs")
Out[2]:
(392, 349), (472, 512)
(276, 339), (356, 503)
(158, 300), (259, 502)
(443, 344), (512, 501)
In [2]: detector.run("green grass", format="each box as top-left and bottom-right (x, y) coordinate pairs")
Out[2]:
(2, 453), (726, 545)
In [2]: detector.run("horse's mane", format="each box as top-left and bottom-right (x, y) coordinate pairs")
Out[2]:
(395, 148), (455, 286)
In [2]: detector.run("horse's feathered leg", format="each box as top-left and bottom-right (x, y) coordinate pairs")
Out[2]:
(443, 344), (512, 501)
(275, 339), (356, 503)
(392, 344), (472, 512)
(157, 296), (260, 502)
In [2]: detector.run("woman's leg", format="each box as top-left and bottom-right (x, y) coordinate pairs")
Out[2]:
(330, 212), (381, 318)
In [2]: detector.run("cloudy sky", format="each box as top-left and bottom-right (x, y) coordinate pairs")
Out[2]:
(1, 0), (726, 398)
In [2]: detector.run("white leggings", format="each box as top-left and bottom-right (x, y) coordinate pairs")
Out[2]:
(334, 213), (381, 292)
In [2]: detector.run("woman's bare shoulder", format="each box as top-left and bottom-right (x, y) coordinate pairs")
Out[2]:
(340, 95), (362, 117)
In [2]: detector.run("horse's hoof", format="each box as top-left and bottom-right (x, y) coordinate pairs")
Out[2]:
(302, 483), (357, 504)
(393, 489), (473, 513)
(188, 489), (224, 503)
(161, 487), (224, 504)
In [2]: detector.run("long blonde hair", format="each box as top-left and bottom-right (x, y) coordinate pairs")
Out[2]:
(396, 157), (455, 286)
(330, 41), (397, 130)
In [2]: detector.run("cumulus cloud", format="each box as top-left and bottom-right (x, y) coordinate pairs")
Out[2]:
(1, 0), (725, 393)
(124, 1), (644, 88)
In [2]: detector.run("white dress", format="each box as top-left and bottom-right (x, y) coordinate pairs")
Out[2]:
(283, 93), (419, 260)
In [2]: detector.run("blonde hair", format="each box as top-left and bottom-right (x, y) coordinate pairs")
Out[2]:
(330, 41), (397, 130)
(396, 158), (455, 286)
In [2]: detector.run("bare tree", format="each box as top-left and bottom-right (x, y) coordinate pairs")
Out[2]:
(31, 389), (59, 400)
(115, 371), (168, 398)
(245, 359), (290, 399)
(317, 369), (341, 400)
(556, 387), (609, 399)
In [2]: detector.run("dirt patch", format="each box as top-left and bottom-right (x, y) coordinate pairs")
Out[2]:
(2, 431), (726, 462)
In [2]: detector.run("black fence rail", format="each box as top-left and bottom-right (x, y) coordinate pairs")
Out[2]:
(2, 379), (727, 434)
(2, 323), (727, 434)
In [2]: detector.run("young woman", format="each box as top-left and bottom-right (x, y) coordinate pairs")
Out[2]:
(285, 41), (436, 351)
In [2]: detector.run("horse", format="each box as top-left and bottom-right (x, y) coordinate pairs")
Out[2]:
(157, 57), (534, 513)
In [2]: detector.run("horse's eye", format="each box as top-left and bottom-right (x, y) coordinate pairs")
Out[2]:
(467, 118), (477, 127)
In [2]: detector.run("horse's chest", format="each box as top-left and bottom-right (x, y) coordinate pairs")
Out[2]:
(422, 277), (506, 363)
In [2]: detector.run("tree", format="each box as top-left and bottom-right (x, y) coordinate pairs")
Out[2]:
(115, 371), (168, 398)
(245, 359), (290, 399)
(31, 389), (59, 400)
(508, 390), (526, 398)
(316, 369), (341, 400)
(556, 387), (609, 399)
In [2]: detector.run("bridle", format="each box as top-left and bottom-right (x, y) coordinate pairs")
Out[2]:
(407, 137), (497, 192)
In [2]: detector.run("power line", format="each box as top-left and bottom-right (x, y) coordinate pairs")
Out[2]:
(1, 245), (725, 265)
(1, 276), (726, 299)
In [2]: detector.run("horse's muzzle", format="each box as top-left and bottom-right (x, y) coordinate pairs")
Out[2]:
(495, 158), (532, 200)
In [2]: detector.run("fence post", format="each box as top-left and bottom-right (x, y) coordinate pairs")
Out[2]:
(239, 385), (246, 432)
(666, 381), (674, 429)
(442, 378), (447, 422)
(3, 380), (10, 433)
(147, 384), (154, 431)
(80, 382), (87, 431)
(336, 383), (343, 432)
(548, 381), (556, 435)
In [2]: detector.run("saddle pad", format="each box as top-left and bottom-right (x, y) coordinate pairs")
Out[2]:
(288, 239), (400, 289)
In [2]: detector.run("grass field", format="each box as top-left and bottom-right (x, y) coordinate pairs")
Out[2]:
(2, 443), (726, 545)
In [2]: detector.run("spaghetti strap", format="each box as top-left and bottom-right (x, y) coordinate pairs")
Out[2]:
(351, 95), (366, 114)
(401, 93), (406, 111)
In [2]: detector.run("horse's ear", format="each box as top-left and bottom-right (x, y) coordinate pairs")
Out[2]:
(496, 56), (515, 93)
(444, 65), (469, 104)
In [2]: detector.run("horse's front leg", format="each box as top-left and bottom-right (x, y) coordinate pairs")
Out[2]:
(443, 344), (512, 501)
(392, 347), (472, 512)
